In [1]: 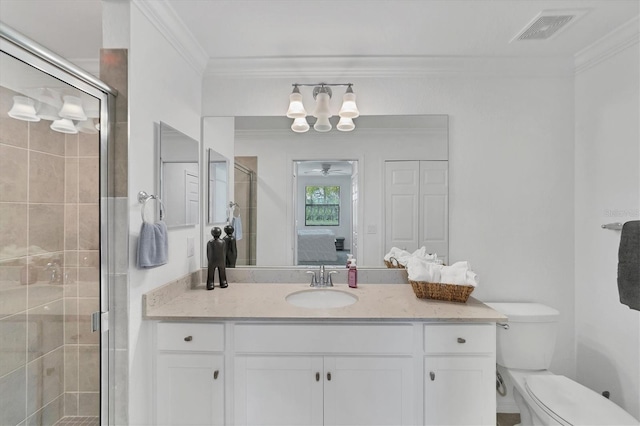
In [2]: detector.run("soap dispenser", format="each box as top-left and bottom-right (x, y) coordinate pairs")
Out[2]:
(348, 260), (358, 288)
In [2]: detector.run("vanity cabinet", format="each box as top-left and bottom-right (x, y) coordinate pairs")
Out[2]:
(153, 321), (495, 426)
(154, 322), (225, 426)
(234, 355), (414, 426)
(423, 324), (496, 426)
(233, 323), (416, 426)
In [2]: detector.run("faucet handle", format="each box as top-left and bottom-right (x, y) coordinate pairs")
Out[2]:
(306, 270), (318, 286)
(327, 270), (338, 287)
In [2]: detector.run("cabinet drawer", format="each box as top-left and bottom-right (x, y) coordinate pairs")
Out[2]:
(157, 322), (224, 352)
(235, 323), (414, 354)
(424, 324), (494, 354)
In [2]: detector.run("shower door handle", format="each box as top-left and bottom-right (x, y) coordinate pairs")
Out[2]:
(91, 311), (109, 333)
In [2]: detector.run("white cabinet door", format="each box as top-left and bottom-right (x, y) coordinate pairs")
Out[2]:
(423, 356), (495, 426)
(385, 161), (420, 252)
(156, 353), (224, 426)
(234, 355), (324, 426)
(324, 356), (415, 426)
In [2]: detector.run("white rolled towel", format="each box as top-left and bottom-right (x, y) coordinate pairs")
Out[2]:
(407, 257), (442, 282)
(384, 247), (412, 266)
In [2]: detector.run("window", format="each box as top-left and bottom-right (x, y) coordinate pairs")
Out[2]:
(305, 186), (340, 226)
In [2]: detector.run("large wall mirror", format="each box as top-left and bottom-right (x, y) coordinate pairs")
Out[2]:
(157, 121), (199, 228)
(201, 115), (448, 268)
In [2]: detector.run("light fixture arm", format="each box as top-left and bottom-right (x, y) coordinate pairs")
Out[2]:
(292, 82), (354, 100)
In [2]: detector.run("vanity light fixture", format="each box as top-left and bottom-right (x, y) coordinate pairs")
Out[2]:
(286, 83), (359, 133)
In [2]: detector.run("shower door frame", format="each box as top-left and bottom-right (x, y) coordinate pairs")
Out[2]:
(0, 23), (117, 426)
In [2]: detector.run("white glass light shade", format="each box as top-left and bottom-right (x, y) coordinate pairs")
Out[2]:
(286, 92), (307, 118)
(336, 117), (355, 132)
(50, 118), (78, 134)
(313, 116), (332, 132)
(8, 96), (40, 122)
(76, 118), (98, 134)
(313, 92), (332, 118)
(36, 102), (61, 121)
(58, 95), (87, 121)
(338, 92), (359, 118)
(291, 117), (310, 133)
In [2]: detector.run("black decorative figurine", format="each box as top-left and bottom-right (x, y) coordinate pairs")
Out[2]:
(206, 227), (228, 290)
(223, 224), (237, 268)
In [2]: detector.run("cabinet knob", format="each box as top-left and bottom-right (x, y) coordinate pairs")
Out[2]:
(327, 372), (332, 381)
(184, 336), (193, 342)
(457, 337), (466, 344)
(213, 370), (219, 380)
(316, 372), (320, 382)
(430, 371), (435, 381)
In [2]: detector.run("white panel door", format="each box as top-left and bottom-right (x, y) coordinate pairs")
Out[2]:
(423, 356), (495, 426)
(234, 355), (324, 426)
(385, 161), (420, 252)
(419, 161), (448, 262)
(156, 353), (224, 426)
(324, 356), (415, 426)
(185, 170), (199, 225)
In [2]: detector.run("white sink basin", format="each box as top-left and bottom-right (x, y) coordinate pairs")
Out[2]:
(286, 289), (358, 309)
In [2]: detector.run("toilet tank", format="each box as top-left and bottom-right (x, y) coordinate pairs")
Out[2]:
(485, 302), (560, 370)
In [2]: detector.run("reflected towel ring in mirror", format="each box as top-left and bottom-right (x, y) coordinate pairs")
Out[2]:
(138, 191), (165, 222)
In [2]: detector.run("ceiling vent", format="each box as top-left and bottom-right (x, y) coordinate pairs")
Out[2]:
(512, 9), (589, 41)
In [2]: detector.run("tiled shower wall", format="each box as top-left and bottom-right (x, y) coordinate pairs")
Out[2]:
(0, 86), (99, 424)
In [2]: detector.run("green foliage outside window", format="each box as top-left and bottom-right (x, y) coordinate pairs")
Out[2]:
(305, 186), (340, 226)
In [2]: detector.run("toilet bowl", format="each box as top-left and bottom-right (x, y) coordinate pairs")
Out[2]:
(486, 302), (639, 426)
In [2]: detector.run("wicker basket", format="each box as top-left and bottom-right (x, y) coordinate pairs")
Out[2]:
(384, 257), (405, 269)
(409, 280), (474, 303)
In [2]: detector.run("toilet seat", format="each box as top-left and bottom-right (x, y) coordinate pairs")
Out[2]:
(525, 375), (639, 426)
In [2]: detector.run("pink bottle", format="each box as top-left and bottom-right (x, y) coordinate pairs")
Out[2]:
(348, 261), (358, 288)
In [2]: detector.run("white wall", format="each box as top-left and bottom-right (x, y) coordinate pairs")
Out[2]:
(574, 41), (640, 418)
(208, 70), (576, 378)
(127, 3), (203, 424)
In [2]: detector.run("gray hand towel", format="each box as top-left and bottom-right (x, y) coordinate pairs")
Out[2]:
(137, 221), (168, 268)
(618, 220), (640, 311)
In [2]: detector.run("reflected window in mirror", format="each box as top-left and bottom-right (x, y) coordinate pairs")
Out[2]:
(305, 185), (340, 226)
(207, 148), (229, 224)
(157, 122), (199, 228)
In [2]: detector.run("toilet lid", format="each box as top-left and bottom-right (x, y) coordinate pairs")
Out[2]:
(525, 375), (639, 426)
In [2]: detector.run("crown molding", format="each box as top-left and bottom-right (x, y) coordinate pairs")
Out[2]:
(133, 0), (208, 76)
(575, 16), (639, 75)
(204, 55), (574, 79)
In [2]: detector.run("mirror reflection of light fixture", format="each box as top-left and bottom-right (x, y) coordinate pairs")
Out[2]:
(287, 83), (359, 132)
(6, 90), (100, 135)
(291, 117), (310, 133)
(8, 96), (40, 122)
(50, 118), (79, 134)
(76, 118), (98, 134)
(337, 117), (355, 132)
(58, 95), (87, 121)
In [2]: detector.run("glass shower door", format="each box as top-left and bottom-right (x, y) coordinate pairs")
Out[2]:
(0, 34), (111, 426)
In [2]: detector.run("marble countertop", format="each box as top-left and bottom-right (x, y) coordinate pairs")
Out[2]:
(144, 282), (507, 322)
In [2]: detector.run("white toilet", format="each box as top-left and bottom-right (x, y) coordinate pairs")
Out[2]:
(486, 302), (639, 426)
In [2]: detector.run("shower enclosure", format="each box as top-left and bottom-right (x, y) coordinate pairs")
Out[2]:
(0, 24), (115, 426)
(234, 157), (256, 265)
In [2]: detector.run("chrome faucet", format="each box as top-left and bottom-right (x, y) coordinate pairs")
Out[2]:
(307, 265), (337, 287)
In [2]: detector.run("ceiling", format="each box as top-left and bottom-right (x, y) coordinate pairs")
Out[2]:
(0, 0), (638, 70)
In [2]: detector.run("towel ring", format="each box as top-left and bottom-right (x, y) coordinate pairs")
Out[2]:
(138, 191), (165, 222)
